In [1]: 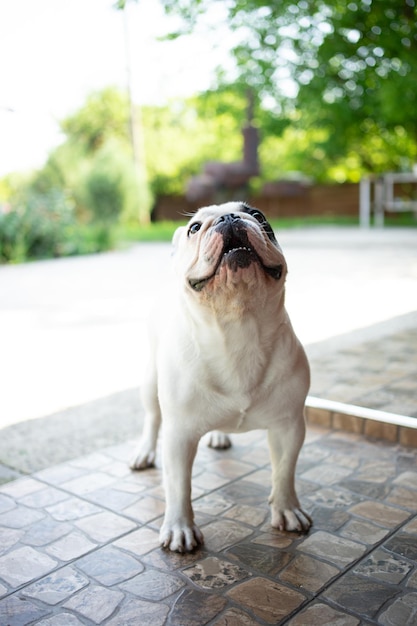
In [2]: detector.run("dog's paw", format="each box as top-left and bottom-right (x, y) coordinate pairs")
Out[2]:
(204, 431), (232, 449)
(271, 507), (312, 533)
(160, 522), (204, 553)
(129, 445), (156, 471)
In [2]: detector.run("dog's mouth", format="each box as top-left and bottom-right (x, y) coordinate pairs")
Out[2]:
(189, 237), (283, 292)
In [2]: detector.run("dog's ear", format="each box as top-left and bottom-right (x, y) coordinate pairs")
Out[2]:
(172, 226), (186, 254)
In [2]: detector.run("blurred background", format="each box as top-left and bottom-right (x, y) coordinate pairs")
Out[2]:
(1, 0), (417, 263)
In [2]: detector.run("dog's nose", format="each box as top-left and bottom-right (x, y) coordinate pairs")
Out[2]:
(214, 213), (241, 226)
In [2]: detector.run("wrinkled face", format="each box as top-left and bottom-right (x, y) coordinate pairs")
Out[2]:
(173, 202), (287, 302)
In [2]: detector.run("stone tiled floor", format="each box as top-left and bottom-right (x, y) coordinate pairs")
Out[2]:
(1, 425), (417, 625)
(309, 327), (417, 418)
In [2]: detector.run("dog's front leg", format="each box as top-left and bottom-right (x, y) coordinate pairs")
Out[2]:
(160, 424), (203, 552)
(267, 420), (312, 532)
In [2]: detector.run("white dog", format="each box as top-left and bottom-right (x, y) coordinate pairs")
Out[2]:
(130, 202), (312, 552)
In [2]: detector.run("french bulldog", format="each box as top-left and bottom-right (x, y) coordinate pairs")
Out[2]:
(130, 201), (312, 552)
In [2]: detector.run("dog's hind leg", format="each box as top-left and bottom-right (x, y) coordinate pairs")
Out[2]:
(130, 363), (161, 470)
(203, 431), (232, 449)
(267, 417), (312, 532)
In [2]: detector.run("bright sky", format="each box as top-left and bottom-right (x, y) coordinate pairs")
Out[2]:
(0, 0), (232, 176)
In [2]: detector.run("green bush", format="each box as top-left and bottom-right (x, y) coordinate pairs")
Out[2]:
(0, 187), (124, 263)
(0, 190), (76, 263)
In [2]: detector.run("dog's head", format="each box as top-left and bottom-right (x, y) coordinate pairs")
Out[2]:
(172, 202), (287, 310)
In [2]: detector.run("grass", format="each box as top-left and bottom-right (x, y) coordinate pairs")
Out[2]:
(118, 212), (416, 244)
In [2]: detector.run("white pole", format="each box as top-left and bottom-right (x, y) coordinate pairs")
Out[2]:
(359, 177), (371, 228)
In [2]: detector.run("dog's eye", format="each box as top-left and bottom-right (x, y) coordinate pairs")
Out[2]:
(251, 211), (265, 224)
(188, 222), (202, 236)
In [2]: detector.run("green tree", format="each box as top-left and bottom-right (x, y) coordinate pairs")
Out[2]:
(60, 88), (130, 153)
(142, 87), (247, 195)
(43, 87), (153, 224)
(161, 0), (417, 177)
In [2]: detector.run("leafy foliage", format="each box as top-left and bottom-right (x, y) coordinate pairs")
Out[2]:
(0, 189), (75, 263)
(160, 0), (417, 175)
(142, 88), (246, 195)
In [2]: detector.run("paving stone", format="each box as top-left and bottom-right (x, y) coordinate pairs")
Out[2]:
(384, 531), (417, 561)
(0, 504), (45, 528)
(0, 527), (24, 556)
(309, 506), (350, 532)
(340, 479), (391, 499)
(0, 583), (7, 597)
(106, 596), (170, 626)
(250, 531), (294, 549)
(219, 479), (269, 506)
(378, 591), (417, 625)
(0, 493), (16, 514)
(0, 477), (45, 498)
(35, 464), (87, 485)
(297, 530), (366, 567)
(22, 517), (72, 547)
(280, 553), (339, 592)
(349, 501), (410, 528)
(60, 471), (116, 495)
(193, 471), (233, 491)
(0, 594), (50, 625)
(323, 572), (400, 619)
(193, 493), (235, 516)
(223, 504), (267, 527)
(0, 464), (22, 486)
(81, 486), (140, 510)
(122, 494), (166, 523)
(36, 613), (85, 625)
(20, 486), (68, 508)
(73, 510), (137, 543)
(202, 519), (253, 552)
(339, 518), (390, 545)
(101, 459), (133, 478)
(46, 496), (102, 521)
(121, 568), (184, 599)
(183, 556), (249, 589)
(141, 545), (205, 571)
(354, 547), (413, 583)
(114, 526), (160, 556)
(288, 602), (360, 625)
(169, 588), (227, 626)
(22, 565), (89, 604)
(44, 530), (97, 561)
(76, 545), (144, 585)
(386, 486), (417, 510)
(407, 570), (417, 589)
(212, 607), (264, 625)
(301, 463), (353, 485)
(206, 458), (256, 479)
(0, 546), (58, 587)
(63, 584), (124, 623)
(227, 542), (292, 576)
(112, 479), (148, 495)
(227, 576), (305, 623)
(404, 517), (417, 533)
(306, 486), (361, 510)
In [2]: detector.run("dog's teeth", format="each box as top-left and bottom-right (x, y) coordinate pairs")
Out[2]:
(224, 247), (251, 255)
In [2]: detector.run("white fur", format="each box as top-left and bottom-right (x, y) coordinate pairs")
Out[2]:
(130, 202), (312, 552)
